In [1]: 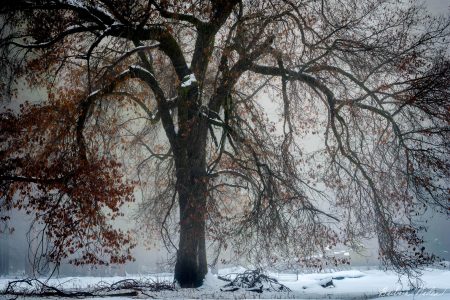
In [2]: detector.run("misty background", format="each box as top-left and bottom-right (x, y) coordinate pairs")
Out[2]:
(1, 0), (449, 276)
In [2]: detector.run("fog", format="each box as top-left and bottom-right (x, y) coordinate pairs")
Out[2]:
(426, 0), (450, 15)
(2, 200), (448, 276)
(1, 0), (449, 276)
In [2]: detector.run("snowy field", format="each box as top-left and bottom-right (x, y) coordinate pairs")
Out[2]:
(1, 267), (449, 299)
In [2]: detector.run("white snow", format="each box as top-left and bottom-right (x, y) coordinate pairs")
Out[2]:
(199, 271), (224, 290)
(130, 65), (155, 78)
(1, 267), (449, 299)
(66, 0), (84, 7)
(181, 73), (197, 87)
(87, 89), (101, 98)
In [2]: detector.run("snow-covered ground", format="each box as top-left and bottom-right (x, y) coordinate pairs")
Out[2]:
(1, 267), (449, 299)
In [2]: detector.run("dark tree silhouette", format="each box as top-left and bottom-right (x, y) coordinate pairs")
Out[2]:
(0, 0), (449, 287)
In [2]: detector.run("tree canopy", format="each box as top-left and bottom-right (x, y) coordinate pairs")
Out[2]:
(1, 0), (449, 287)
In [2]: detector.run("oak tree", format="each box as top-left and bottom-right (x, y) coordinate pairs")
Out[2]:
(1, 0), (449, 287)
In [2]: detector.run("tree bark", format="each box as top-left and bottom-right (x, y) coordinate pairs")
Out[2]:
(174, 183), (208, 287)
(173, 108), (209, 287)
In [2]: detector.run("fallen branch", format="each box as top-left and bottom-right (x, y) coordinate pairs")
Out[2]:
(1, 277), (175, 298)
(220, 269), (291, 293)
(3, 278), (94, 298)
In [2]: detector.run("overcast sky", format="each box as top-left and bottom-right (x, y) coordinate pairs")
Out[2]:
(426, 0), (450, 15)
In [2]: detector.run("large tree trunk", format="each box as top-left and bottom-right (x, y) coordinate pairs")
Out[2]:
(173, 111), (209, 288)
(174, 182), (208, 287)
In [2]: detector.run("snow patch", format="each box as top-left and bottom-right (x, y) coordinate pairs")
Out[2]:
(88, 89), (101, 98)
(66, 0), (84, 7)
(1, 268), (450, 299)
(201, 271), (223, 290)
(181, 73), (197, 87)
